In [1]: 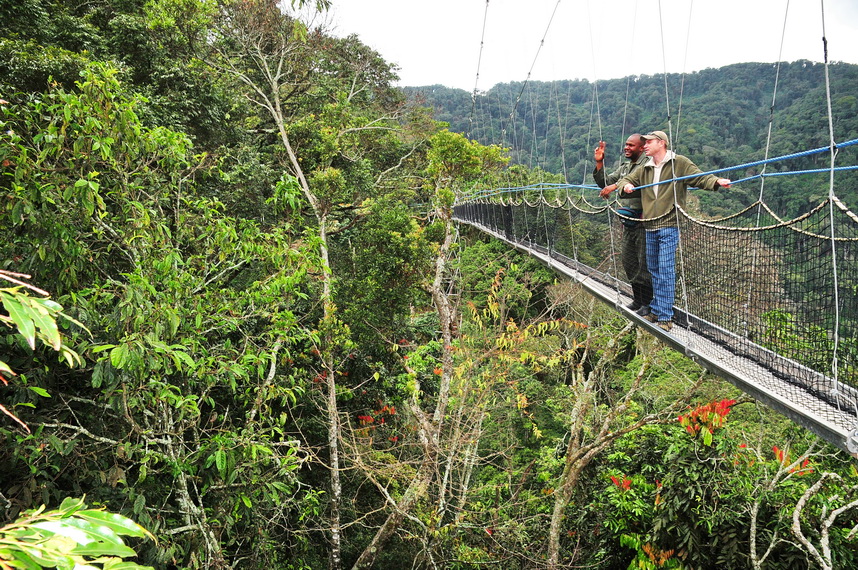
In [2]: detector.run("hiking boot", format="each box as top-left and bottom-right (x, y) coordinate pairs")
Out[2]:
(644, 313), (658, 323)
(636, 306), (651, 317)
(657, 321), (673, 331)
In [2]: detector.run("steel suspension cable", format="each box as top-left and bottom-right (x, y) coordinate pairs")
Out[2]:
(820, 0), (843, 403)
(467, 0), (491, 140)
(756, 0), (790, 207)
(503, 0), (563, 156)
(671, 0), (694, 150)
(618, 0), (639, 150)
(744, 0), (791, 338)
(585, 0), (623, 305)
(654, 0), (691, 335)
(655, 1), (715, 343)
(555, 81), (572, 184)
(585, 0), (603, 145)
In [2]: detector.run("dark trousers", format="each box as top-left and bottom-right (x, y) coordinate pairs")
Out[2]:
(622, 225), (652, 307)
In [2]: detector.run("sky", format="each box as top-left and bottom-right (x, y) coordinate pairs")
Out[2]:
(328, 0), (858, 91)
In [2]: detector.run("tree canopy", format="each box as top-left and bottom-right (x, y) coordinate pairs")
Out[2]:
(2, 2), (858, 569)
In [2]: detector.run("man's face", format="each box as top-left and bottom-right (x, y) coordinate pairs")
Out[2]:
(644, 138), (664, 156)
(624, 137), (645, 159)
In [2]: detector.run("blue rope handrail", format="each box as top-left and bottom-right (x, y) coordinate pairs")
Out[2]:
(460, 137), (858, 202)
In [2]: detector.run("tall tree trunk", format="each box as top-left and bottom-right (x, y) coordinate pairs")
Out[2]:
(276, 115), (343, 568)
(319, 215), (344, 570)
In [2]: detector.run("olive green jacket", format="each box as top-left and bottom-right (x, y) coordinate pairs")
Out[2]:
(593, 152), (648, 209)
(616, 151), (720, 230)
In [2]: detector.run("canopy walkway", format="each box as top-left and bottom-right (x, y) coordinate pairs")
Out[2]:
(453, 153), (858, 454)
(452, 0), (858, 454)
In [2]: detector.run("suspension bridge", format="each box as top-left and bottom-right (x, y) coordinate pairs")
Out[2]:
(442, 0), (858, 454)
(453, 139), (858, 453)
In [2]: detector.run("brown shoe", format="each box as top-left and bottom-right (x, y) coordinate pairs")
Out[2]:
(644, 313), (658, 323)
(657, 321), (673, 331)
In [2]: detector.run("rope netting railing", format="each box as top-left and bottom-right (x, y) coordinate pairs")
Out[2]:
(453, 148), (858, 439)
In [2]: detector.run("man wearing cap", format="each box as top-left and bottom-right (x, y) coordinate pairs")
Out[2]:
(593, 135), (653, 316)
(616, 130), (732, 331)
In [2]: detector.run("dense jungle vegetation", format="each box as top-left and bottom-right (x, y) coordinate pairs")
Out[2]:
(2, 1), (858, 569)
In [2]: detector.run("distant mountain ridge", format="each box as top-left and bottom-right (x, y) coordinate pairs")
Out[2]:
(404, 61), (858, 217)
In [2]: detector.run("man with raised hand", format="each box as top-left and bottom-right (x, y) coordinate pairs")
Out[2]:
(594, 135), (653, 316)
(616, 130), (731, 331)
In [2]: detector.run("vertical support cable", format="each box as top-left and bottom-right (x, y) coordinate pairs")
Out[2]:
(745, 0), (790, 338)
(668, 0), (696, 342)
(506, 0), (563, 153)
(820, 0), (843, 402)
(467, 0), (491, 140)
(541, 189), (555, 270)
(657, 0), (672, 131)
(618, 0), (639, 149)
(655, 0), (690, 336)
(672, 0), (694, 150)
(566, 206), (579, 269)
(585, 0), (603, 144)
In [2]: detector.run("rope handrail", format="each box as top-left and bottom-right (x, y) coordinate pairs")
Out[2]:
(458, 137), (858, 203)
(731, 164), (858, 185)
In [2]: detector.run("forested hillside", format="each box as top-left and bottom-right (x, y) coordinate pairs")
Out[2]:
(405, 61), (858, 217)
(2, 1), (858, 569)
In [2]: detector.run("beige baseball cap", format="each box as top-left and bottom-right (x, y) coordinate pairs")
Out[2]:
(642, 130), (669, 144)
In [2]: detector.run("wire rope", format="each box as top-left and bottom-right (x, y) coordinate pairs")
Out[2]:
(665, 0), (697, 346)
(744, 0), (790, 338)
(585, 0), (603, 144)
(653, 0), (693, 336)
(504, 0), (563, 157)
(618, 0), (638, 152)
(671, 0), (694, 151)
(555, 81), (572, 183)
(584, 0), (622, 306)
(820, 0), (843, 403)
(467, 0), (491, 140)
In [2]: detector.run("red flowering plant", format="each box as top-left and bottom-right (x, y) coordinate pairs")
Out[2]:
(677, 398), (737, 446)
(354, 402), (399, 445)
(602, 471), (654, 531)
(772, 445), (814, 476)
(601, 471), (676, 567)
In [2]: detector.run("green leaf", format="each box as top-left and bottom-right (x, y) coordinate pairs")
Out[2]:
(215, 449), (226, 476)
(1, 290), (36, 349)
(171, 350), (196, 370)
(27, 300), (61, 350)
(102, 560), (155, 570)
(132, 494), (145, 516)
(0, 546), (46, 570)
(72, 541), (137, 558)
(58, 496), (86, 515)
(76, 509), (151, 539)
(27, 386), (51, 398)
(0, 360), (16, 376)
(168, 311), (180, 337)
(110, 344), (129, 369)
